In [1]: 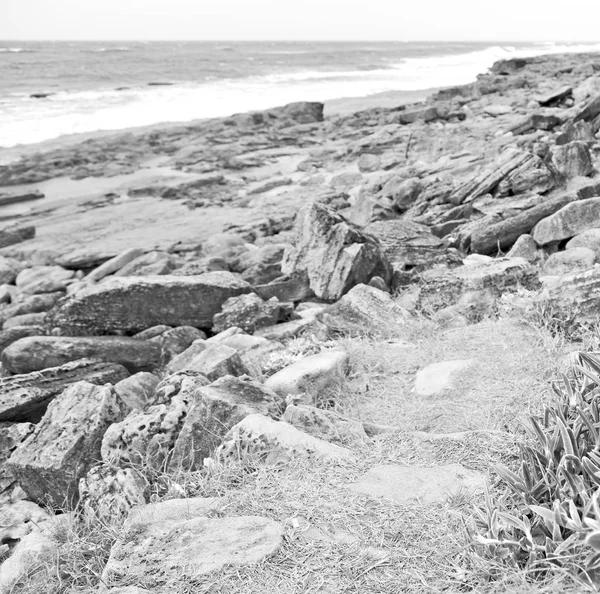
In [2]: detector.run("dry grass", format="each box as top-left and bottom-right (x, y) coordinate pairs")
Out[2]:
(7, 314), (585, 594)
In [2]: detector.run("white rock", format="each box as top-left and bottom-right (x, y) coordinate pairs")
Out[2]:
(414, 359), (474, 396)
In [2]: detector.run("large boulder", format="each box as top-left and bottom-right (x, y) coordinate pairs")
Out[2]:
(166, 341), (248, 380)
(281, 201), (391, 300)
(50, 272), (253, 334)
(7, 381), (127, 505)
(0, 359), (129, 423)
(169, 375), (282, 471)
(317, 284), (411, 337)
(542, 247), (596, 276)
(533, 198), (600, 247)
(544, 268), (600, 320)
(567, 228), (600, 258)
(1, 335), (161, 374)
(212, 293), (280, 334)
(550, 141), (593, 179)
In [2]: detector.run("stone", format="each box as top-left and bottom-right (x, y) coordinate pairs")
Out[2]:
(0, 225), (35, 250)
(349, 464), (485, 504)
(126, 497), (224, 526)
(212, 293), (280, 334)
(102, 514), (283, 590)
(545, 268), (600, 320)
(282, 404), (367, 443)
(15, 265), (74, 294)
(414, 359), (474, 396)
(416, 258), (540, 313)
(3, 313), (47, 330)
(169, 375), (282, 471)
(135, 325), (172, 340)
(0, 292), (62, 328)
(215, 414), (353, 464)
(317, 284), (411, 337)
(254, 317), (324, 341)
(0, 257), (24, 285)
(533, 198), (600, 246)
(0, 359), (129, 423)
(505, 234), (540, 262)
(264, 350), (349, 401)
(543, 247), (596, 276)
(1, 336), (162, 374)
(114, 251), (178, 277)
(0, 500), (50, 543)
(239, 244), (285, 285)
(8, 381), (127, 505)
(51, 272), (253, 334)
(534, 85), (572, 106)
(358, 153), (381, 173)
(281, 201), (391, 301)
(0, 423), (34, 494)
(364, 220), (443, 271)
(86, 247), (145, 282)
(483, 104), (512, 116)
(556, 120), (595, 145)
(246, 177), (292, 194)
(79, 464), (148, 517)
(550, 141), (593, 178)
(149, 325), (206, 361)
(166, 341), (248, 380)
(380, 176), (421, 212)
(566, 228), (600, 258)
(207, 327), (268, 351)
(114, 372), (160, 411)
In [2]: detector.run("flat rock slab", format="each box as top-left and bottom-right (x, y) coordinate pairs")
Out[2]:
(414, 359), (474, 396)
(50, 271), (252, 334)
(102, 515), (283, 589)
(349, 464), (485, 504)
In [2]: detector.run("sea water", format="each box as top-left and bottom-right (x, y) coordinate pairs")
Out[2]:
(1, 40), (600, 147)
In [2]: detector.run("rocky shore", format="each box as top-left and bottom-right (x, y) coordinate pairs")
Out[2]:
(2, 51), (600, 592)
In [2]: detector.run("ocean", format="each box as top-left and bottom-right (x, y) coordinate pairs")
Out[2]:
(2, 40), (600, 148)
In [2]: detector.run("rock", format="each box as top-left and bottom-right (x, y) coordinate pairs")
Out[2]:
(574, 91), (600, 123)
(534, 85), (572, 106)
(15, 265), (74, 294)
(432, 290), (495, 326)
(86, 247), (145, 282)
(79, 464), (148, 517)
(566, 228), (600, 258)
(0, 190), (44, 207)
(166, 341), (247, 380)
(149, 325), (206, 361)
(0, 500), (50, 543)
(253, 274), (315, 302)
(545, 268), (600, 320)
(550, 141), (593, 179)
(246, 177), (292, 195)
(0, 225), (35, 250)
(556, 121), (595, 145)
(253, 317), (326, 342)
(207, 327), (268, 351)
(102, 513), (283, 589)
(169, 375), (282, 471)
(542, 247), (596, 276)
(282, 404), (367, 443)
(55, 247), (116, 270)
(349, 464), (485, 504)
(0, 529), (55, 593)
(317, 284), (411, 337)
(381, 176), (421, 212)
(281, 201), (391, 300)
(505, 234), (540, 262)
(358, 153), (381, 173)
(483, 104), (512, 116)
(8, 381), (127, 505)
(448, 148), (539, 205)
(0, 422), (34, 493)
(0, 359), (129, 423)
(533, 197), (600, 246)
(212, 293), (280, 334)
(3, 313), (47, 330)
(114, 372), (160, 411)
(215, 414), (353, 464)
(0, 291), (63, 325)
(51, 272), (253, 334)
(1, 336), (161, 374)
(0, 257), (24, 285)
(239, 244), (285, 285)
(414, 359), (474, 396)
(417, 258), (539, 313)
(364, 220), (444, 271)
(264, 350), (349, 402)
(114, 251), (178, 277)
(135, 325), (171, 340)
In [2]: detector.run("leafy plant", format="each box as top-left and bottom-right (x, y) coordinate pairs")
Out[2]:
(467, 350), (600, 586)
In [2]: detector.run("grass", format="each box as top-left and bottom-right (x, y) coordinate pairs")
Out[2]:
(5, 313), (586, 594)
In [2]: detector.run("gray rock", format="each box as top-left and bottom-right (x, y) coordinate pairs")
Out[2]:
(0, 257), (24, 285)
(169, 375), (282, 471)
(1, 336), (161, 374)
(15, 265), (74, 294)
(114, 372), (160, 411)
(86, 247), (145, 282)
(114, 251), (178, 277)
(281, 201), (391, 300)
(533, 197), (600, 246)
(283, 404), (367, 443)
(0, 225), (35, 250)
(414, 359), (474, 396)
(545, 268), (600, 321)
(550, 141), (593, 178)
(317, 284), (411, 337)
(102, 514), (283, 589)
(349, 464), (485, 504)
(566, 228), (600, 258)
(357, 153), (381, 173)
(51, 272), (253, 334)
(149, 325), (206, 361)
(3, 312), (47, 329)
(212, 293), (280, 334)
(8, 381), (127, 505)
(0, 422), (34, 494)
(166, 342), (248, 381)
(543, 247), (596, 276)
(0, 359), (129, 423)
(215, 413), (353, 464)
(505, 234), (540, 262)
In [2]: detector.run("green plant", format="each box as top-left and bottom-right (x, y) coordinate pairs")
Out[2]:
(467, 351), (600, 586)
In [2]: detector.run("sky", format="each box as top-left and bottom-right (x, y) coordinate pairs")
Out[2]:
(3, 0), (600, 42)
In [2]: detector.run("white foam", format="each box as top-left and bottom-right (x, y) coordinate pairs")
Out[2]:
(2, 42), (600, 148)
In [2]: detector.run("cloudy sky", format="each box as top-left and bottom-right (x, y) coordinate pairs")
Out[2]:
(3, 0), (600, 41)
